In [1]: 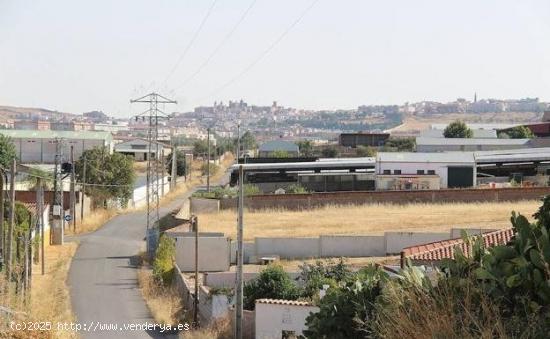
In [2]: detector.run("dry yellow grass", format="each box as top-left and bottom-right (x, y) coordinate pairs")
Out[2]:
(198, 200), (540, 241)
(64, 208), (119, 235)
(136, 267), (185, 326)
(1, 242), (78, 339)
(159, 154), (235, 206)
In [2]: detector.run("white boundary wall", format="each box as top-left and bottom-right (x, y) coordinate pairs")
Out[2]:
(131, 176), (171, 208)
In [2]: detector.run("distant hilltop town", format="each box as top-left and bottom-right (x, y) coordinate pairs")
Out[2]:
(0, 97), (547, 143)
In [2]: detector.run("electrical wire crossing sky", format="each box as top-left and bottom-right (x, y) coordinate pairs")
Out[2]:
(1, 0), (550, 116)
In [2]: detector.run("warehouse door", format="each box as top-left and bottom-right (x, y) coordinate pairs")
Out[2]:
(447, 167), (474, 188)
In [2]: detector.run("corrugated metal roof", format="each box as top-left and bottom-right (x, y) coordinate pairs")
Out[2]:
(377, 152), (475, 164)
(258, 140), (299, 152)
(0, 129), (112, 141)
(416, 137), (529, 146)
(420, 129), (497, 139)
(256, 299), (313, 306)
(474, 147), (550, 163)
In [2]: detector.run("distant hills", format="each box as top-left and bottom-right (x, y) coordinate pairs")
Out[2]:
(0, 105), (76, 121)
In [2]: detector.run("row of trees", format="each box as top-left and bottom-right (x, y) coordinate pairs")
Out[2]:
(444, 120), (534, 139)
(242, 197), (550, 338)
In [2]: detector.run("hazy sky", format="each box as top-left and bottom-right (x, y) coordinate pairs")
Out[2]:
(1, 0), (550, 117)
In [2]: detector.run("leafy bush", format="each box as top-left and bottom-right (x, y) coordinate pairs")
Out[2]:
(153, 235), (176, 285)
(243, 265), (301, 310)
(443, 120), (473, 138)
(298, 258), (351, 298)
(304, 265), (389, 338)
(286, 184), (309, 194)
(356, 145), (377, 157)
(192, 184), (261, 199)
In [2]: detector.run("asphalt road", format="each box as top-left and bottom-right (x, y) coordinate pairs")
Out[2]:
(68, 173), (229, 338)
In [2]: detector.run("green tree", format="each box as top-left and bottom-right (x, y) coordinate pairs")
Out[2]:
(243, 265), (302, 310)
(75, 147), (135, 207)
(321, 146), (339, 158)
(239, 131), (257, 150)
(153, 234), (175, 285)
(356, 145), (377, 157)
(443, 120), (473, 138)
(499, 126), (534, 139)
(383, 137), (416, 151)
(165, 150), (186, 177)
(24, 167), (53, 190)
(0, 134), (17, 170)
(296, 140), (314, 157)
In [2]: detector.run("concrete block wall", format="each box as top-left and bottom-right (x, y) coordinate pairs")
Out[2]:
(173, 263), (230, 325)
(320, 235), (385, 257)
(384, 232), (450, 254)
(255, 237), (320, 259)
(190, 197), (220, 214)
(174, 235), (231, 272)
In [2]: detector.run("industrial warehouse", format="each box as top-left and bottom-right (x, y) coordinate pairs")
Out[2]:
(229, 148), (550, 193)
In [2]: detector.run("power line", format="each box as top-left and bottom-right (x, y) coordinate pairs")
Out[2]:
(198, 0), (319, 103)
(163, 0), (219, 85)
(172, 0), (258, 91)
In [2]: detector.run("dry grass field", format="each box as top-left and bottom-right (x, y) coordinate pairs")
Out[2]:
(198, 200), (541, 241)
(1, 242), (78, 339)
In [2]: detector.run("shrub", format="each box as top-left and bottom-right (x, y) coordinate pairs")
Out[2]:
(243, 265), (301, 310)
(286, 184), (309, 194)
(298, 258), (351, 298)
(356, 145), (377, 157)
(304, 264), (389, 338)
(153, 235), (176, 285)
(201, 162), (219, 176)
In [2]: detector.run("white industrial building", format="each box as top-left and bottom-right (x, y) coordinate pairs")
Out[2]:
(416, 137), (531, 152)
(114, 138), (170, 161)
(376, 152), (477, 189)
(0, 129), (113, 164)
(419, 128), (497, 139)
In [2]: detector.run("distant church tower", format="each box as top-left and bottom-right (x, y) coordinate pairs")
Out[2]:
(474, 92), (477, 103)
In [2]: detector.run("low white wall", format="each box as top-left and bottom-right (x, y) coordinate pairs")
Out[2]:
(385, 231), (450, 254)
(204, 271), (301, 289)
(320, 235), (386, 257)
(175, 235), (231, 272)
(255, 302), (319, 339)
(230, 241), (256, 264)
(450, 228), (497, 239)
(190, 197), (220, 214)
(132, 176), (170, 208)
(255, 237), (320, 259)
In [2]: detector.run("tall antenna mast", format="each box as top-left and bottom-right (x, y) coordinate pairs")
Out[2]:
(131, 93), (177, 257)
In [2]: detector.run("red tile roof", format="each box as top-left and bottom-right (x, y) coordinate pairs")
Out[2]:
(256, 299), (313, 306)
(401, 228), (514, 264)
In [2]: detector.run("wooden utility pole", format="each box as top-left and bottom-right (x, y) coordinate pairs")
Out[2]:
(235, 164), (244, 339)
(206, 128), (210, 192)
(80, 157), (86, 226)
(192, 215), (200, 328)
(70, 146), (76, 232)
(6, 159), (16, 281)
